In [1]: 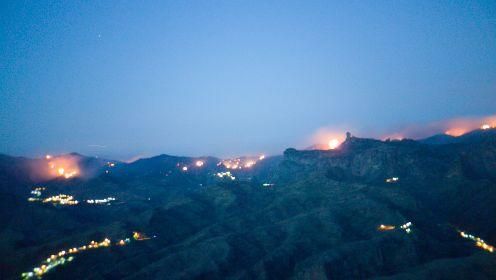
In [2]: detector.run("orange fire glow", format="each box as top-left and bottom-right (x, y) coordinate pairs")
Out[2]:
(221, 156), (262, 169)
(328, 139), (340, 150)
(444, 116), (496, 137)
(310, 128), (347, 150)
(378, 114), (496, 140)
(25, 155), (83, 182)
(44, 156), (80, 179)
(378, 224), (395, 231)
(445, 128), (469, 137)
(64, 171), (77, 179)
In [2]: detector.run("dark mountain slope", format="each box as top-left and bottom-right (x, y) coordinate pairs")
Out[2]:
(1, 130), (496, 279)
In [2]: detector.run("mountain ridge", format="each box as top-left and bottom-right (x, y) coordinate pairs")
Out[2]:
(0, 128), (495, 279)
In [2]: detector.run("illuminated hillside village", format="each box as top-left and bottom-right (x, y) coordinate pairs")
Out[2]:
(21, 232), (153, 279)
(27, 186), (116, 206)
(459, 231), (494, 253)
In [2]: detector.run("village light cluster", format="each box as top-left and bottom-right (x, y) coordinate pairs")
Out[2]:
(132, 231), (151, 241)
(27, 186), (117, 207)
(21, 233), (149, 279)
(386, 177), (399, 183)
(43, 194), (79, 205)
(28, 187), (46, 202)
(459, 231), (494, 253)
(378, 222), (413, 234)
(400, 222), (412, 233)
(30, 187), (45, 197)
(21, 256), (74, 280)
(216, 171), (236, 180)
(86, 197), (116, 205)
(104, 162), (117, 174)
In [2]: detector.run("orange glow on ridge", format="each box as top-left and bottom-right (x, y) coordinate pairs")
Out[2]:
(41, 155), (81, 179)
(310, 128), (347, 150)
(328, 139), (340, 150)
(445, 128), (469, 137)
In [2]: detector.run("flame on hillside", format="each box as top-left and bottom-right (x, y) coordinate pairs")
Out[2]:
(220, 155), (265, 169)
(45, 155), (80, 179)
(27, 154), (82, 181)
(310, 128), (347, 150)
(443, 116), (496, 136)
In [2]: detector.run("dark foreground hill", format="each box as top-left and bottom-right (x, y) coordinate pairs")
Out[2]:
(1, 130), (496, 279)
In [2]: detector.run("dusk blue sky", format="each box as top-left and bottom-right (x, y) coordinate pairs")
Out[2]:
(1, 1), (495, 160)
